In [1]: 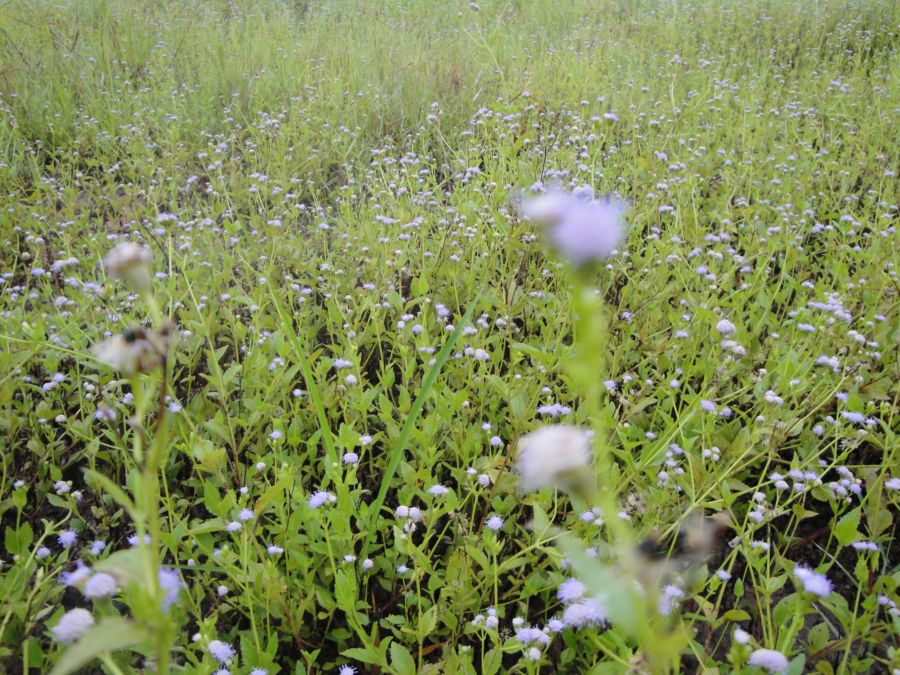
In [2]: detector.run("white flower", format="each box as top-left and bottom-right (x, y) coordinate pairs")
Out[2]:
(748, 648), (789, 673)
(83, 572), (117, 598)
(51, 608), (94, 643)
(516, 425), (592, 492)
(103, 242), (153, 293)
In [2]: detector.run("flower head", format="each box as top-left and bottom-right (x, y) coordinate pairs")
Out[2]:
(207, 639), (236, 664)
(158, 567), (183, 611)
(92, 322), (175, 375)
(103, 242), (153, 293)
(794, 564), (832, 597)
(51, 608), (94, 643)
(561, 597), (606, 628)
(748, 648), (789, 673)
(557, 578), (586, 604)
(521, 189), (627, 265)
(516, 425), (592, 493)
(83, 572), (117, 599)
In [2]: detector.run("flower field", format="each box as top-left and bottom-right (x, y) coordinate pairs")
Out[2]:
(0, 1), (897, 673)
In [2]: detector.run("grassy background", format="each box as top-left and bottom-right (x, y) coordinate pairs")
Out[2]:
(0, 0), (898, 673)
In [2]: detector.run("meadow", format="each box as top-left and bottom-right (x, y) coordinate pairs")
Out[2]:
(0, 0), (898, 672)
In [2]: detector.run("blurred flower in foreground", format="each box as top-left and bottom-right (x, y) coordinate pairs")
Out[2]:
(158, 567), (184, 611)
(51, 608), (94, 643)
(634, 512), (731, 584)
(516, 425), (592, 495)
(520, 188), (627, 266)
(103, 241), (154, 293)
(748, 648), (789, 673)
(92, 321), (176, 375)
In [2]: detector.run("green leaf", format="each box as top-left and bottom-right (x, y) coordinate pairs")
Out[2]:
(389, 642), (416, 675)
(93, 548), (147, 589)
(341, 647), (383, 666)
(84, 470), (137, 519)
(482, 648), (503, 675)
(49, 617), (151, 675)
(334, 569), (357, 611)
(4, 522), (33, 555)
(834, 509), (860, 547)
(721, 609), (751, 623)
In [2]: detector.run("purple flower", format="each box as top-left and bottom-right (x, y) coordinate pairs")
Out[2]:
(158, 567), (183, 611)
(58, 530), (78, 548)
(307, 490), (334, 509)
(556, 578), (586, 604)
(521, 189), (627, 265)
(207, 639), (235, 664)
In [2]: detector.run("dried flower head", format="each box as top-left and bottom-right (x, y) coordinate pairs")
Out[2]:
(92, 321), (176, 375)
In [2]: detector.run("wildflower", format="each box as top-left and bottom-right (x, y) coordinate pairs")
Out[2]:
(748, 648), (789, 673)
(308, 491), (334, 508)
(51, 608), (94, 643)
(516, 425), (592, 493)
(238, 508), (254, 522)
(526, 646), (542, 661)
(658, 585), (684, 616)
(427, 484), (449, 496)
(700, 399), (717, 413)
(103, 242), (153, 293)
(208, 639), (236, 664)
(226, 521), (242, 533)
(716, 319), (737, 336)
(521, 189), (627, 265)
(267, 545), (284, 555)
(794, 565), (832, 597)
(339, 666), (357, 675)
(58, 530), (78, 548)
(557, 578), (586, 603)
(733, 627), (750, 644)
(342, 452), (359, 465)
(61, 562), (92, 587)
(92, 323), (175, 375)
(362, 558), (374, 570)
(851, 541), (878, 552)
(158, 567), (183, 610)
(886, 477), (900, 490)
(36, 546), (52, 559)
(486, 515), (504, 531)
(561, 598), (606, 628)
(83, 572), (117, 599)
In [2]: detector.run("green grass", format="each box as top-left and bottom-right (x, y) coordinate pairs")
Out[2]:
(0, 0), (898, 673)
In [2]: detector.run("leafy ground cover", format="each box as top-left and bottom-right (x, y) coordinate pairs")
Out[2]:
(0, 0), (897, 673)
